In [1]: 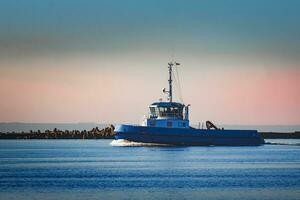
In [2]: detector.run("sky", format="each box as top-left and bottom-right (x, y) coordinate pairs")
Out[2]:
(0, 0), (299, 125)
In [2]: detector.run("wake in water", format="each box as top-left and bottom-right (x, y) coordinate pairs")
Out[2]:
(110, 139), (173, 147)
(264, 139), (300, 146)
(265, 142), (300, 146)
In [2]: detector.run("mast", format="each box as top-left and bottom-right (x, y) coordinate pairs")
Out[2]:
(168, 62), (173, 102)
(167, 61), (180, 102)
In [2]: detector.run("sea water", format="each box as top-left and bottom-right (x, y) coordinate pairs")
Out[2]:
(0, 139), (299, 200)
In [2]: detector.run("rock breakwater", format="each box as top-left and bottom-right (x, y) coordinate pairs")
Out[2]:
(0, 125), (115, 139)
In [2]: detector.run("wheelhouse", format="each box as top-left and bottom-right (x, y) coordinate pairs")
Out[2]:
(142, 102), (189, 128)
(149, 102), (184, 119)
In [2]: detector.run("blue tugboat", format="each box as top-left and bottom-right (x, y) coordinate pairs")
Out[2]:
(114, 62), (264, 146)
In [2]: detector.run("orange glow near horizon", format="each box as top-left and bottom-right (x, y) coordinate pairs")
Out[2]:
(182, 66), (300, 125)
(0, 57), (299, 125)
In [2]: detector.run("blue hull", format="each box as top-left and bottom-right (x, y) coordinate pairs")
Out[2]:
(115, 125), (264, 146)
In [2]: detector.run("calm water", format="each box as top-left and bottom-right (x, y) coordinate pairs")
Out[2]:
(0, 140), (300, 200)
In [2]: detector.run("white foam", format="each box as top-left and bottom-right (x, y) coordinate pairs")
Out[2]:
(110, 139), (172, 147)
(264, 139), (300, 146)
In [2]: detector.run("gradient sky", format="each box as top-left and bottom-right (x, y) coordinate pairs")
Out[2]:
(0, 0), (299, 125)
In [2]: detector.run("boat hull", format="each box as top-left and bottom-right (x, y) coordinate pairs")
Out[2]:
(114, 125), (264, 146)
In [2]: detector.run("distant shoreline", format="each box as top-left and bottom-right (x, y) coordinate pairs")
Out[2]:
(0, 125), (299, 139)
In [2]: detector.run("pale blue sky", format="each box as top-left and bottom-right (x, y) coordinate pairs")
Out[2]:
(1, 0), (300, 63)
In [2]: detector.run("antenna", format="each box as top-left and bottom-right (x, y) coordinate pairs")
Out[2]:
(174, 62), (183, 102)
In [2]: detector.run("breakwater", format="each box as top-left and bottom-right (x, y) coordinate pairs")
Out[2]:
(0, 125), (115, 139)
(260, 131), (300, 139)
(0, 126), (299, 139)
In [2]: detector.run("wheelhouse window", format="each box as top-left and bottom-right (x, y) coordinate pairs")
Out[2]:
(149, 107), (158, 118)
(157, 106), (183, 118)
